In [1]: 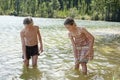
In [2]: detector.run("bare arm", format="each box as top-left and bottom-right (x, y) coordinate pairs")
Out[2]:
(82, 28), (94, 50)
(82, 28), (94, 58)
(68, 33), (79, 61)
(37, 27), (43, 52)
(20, 30), (26, 59)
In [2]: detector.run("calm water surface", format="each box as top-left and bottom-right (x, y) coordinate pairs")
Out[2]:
(0, 16), (120, 80)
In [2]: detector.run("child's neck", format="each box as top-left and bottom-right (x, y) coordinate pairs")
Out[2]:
(71, 27), (78, 33)
(71, 27), (81, 36)
(25, 25), (33, 29)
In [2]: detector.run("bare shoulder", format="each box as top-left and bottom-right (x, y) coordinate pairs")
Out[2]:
(79, 26), (87, 32)
(34, 25), (39, 30)
(77, 26), (85, 30)
(20, 28), (25, 34)
(20, 28), (25, 37)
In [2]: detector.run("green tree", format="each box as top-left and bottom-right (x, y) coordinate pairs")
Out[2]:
(0, 0), (119, 21)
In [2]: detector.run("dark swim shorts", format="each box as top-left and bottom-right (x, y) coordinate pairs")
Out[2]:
(22, 45), (39, 60)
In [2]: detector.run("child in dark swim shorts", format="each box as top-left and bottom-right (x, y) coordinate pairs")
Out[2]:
(20, 17), (43, 67)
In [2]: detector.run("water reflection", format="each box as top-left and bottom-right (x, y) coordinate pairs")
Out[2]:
(20, 66), (42, 80)
(65, 69), (88, 80)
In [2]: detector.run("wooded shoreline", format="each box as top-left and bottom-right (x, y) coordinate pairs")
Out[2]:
(0, 0), (120, 22)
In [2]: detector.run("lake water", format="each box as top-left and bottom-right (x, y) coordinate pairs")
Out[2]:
(0, 16), (120, 80)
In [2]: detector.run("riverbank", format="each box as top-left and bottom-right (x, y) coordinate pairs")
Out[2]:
(1, 14), (120, 22)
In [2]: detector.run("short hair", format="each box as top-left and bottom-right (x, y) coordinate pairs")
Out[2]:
(23, 17), (33, 25)
(64, 17), (75, 25)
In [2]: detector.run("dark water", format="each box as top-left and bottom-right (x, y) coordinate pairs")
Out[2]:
(0, 16), (120, 80)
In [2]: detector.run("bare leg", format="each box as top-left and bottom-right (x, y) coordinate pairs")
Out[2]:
(32, 55), (38, 67)
(75, 61), (79, 70)
(24, 60), (29, 67)
(81, 62), (87, 75)
(74, 50), (80, 70)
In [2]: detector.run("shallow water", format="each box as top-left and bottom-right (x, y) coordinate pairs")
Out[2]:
(0, 16), (120, 80)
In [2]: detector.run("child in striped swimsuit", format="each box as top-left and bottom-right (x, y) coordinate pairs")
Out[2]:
(64, 18), (94, 75)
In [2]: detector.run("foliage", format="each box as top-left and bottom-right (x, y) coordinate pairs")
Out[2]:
(0, 0), (119, 21)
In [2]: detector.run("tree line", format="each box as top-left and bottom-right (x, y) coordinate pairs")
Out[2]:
(0, 0), (120, 22)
